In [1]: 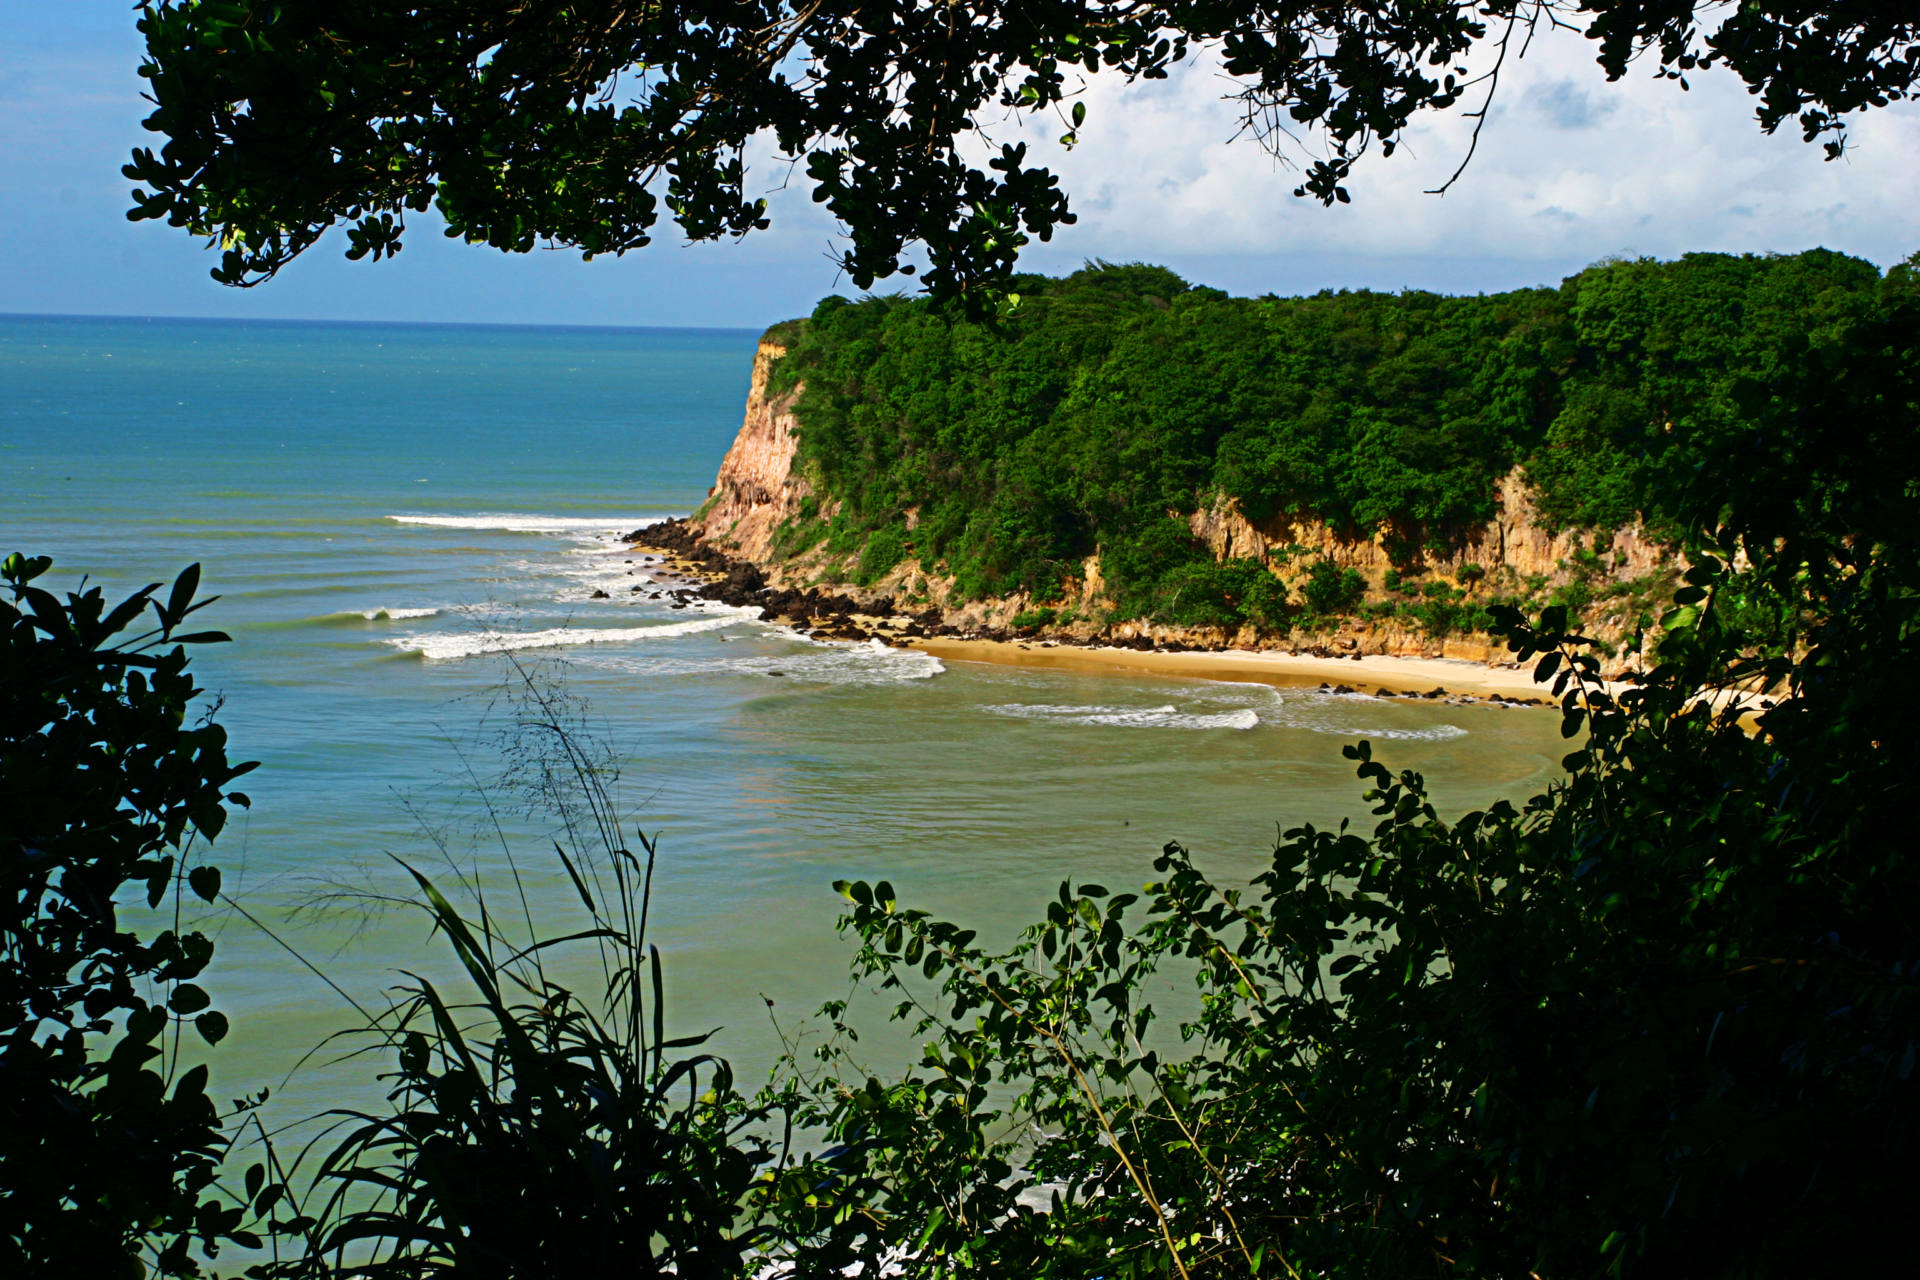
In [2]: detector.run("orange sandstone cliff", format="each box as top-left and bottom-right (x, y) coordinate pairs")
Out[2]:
(686, 337), (1675, 668)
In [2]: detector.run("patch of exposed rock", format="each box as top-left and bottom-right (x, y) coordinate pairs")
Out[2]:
(663, 335), (1677, 676)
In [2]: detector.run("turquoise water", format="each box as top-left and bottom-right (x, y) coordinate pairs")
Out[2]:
(2, 313), (1568, 1112)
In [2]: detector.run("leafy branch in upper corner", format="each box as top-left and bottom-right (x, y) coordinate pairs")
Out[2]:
(128, 2), (1919, 300)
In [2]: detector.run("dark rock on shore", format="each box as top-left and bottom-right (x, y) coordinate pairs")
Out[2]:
(626, 520), (1547, 707)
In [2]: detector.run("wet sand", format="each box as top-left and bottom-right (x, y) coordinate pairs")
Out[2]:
(907, 637), (1562, 704)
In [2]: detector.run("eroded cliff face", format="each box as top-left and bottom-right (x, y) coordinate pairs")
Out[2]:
(1187, 472), (1670, 595)
(691, 340), (817, 565)
(689, 339), (1675, 668)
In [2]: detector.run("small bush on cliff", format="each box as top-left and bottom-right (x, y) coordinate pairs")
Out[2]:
(1298, 558), (1366, 619)
(854, 523), (909, 585)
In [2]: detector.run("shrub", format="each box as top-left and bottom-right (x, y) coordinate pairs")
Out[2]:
(255, 664), (776, 1279)
(854, 523), (908, 584)
(2, 555), (262, 1277)
(1299, 558), (1366, 617)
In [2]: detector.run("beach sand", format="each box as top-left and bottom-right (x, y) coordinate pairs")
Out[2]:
(629, 525), (1575, 707)
(906, 637), (1560, 704)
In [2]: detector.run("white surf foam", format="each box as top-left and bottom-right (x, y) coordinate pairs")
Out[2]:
(1267, 692), (1469, 741)
(388, 614), (744, 661)
(588, 638), (946, 686)
(982, 702), (1261, 731)
(388, 513), (666, 534)
(1294, 721), (1469, 741)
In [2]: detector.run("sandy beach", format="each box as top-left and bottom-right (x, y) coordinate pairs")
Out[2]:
(632, 525), (1574, 706)
(906, 636), (1561, 704)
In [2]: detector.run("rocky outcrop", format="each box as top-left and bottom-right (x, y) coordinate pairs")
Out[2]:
(1185, 472), (1669, 596)
(693, 340), (820, 568)
(670, 335), (1676, 672)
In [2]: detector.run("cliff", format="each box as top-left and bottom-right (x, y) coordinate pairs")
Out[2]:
(694, 340), (815, 564)
(686, 336), (1675, 669)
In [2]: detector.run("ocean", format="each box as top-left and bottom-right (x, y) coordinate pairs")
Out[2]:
(1, 312), (1568, 1114)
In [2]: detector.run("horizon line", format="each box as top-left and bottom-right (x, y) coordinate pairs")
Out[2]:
(0, 310), (769, 335)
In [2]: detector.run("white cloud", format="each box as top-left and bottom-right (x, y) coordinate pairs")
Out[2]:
(976, 27), (1919, 276)
(5, 4), (1913, 325)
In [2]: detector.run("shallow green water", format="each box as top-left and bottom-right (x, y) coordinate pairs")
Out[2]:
(2, 313), (1568, 1121)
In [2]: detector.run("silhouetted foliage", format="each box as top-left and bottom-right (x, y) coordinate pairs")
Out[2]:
(1, 554), (258, 1276)
(250, 663), (776, 1280)
(129, 2), (1919, 298)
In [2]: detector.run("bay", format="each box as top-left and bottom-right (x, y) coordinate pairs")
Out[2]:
(1, 312), (1567, 1116)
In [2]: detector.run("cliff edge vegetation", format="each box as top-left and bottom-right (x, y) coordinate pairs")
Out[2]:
(693, 251), (1909, 663)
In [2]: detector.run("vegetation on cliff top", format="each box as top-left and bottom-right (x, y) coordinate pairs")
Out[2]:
(761, 251), (1906, 636)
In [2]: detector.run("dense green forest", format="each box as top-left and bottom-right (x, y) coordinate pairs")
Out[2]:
(766, 251), (1908, 633)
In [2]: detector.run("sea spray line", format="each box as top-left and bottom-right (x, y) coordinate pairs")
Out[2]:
(388, 513), (671, 534)
(389, 614), (746, 661)
(1294, 721), (1469, 742)
(585, 637), (947, 686)
(359, 606), (441, 621)
(983, 703), (1262, 731)
(980, 685), (1468, 738)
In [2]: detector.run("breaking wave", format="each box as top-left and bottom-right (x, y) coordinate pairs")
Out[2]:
(387, 513), (666, 534)
(307, 607), (445, 626)
(387, 614), (744, 661)
(586, 637), (946, 686)
(982, 702), (1262, 731)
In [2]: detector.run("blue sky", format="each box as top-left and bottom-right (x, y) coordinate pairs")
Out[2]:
(3, 3), (1915, 328)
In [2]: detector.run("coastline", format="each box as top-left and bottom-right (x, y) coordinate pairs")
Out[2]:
(906, 636), (1558, 705)
(628, 523), (1561, 707)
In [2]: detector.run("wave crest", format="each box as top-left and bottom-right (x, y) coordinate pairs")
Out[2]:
(388, 615), (743, 661)
(388, 513), (666, 534)
(983, 702), (1261, 731)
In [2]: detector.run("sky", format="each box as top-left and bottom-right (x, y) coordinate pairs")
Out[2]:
(3, 3), (1915, 330)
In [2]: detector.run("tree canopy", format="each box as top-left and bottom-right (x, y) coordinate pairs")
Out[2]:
(1, 556), (259, 1276)
(128, 1), (1919, 297)
(763, 250), (1898, 632)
